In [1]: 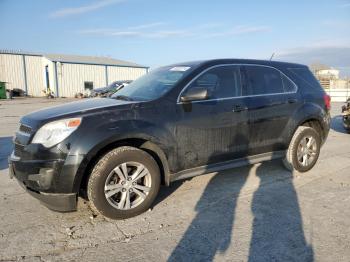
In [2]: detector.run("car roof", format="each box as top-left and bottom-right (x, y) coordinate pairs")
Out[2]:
(168, 59), (307, 69)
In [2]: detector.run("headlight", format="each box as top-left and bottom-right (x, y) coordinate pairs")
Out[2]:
(32, 118), (82, 148)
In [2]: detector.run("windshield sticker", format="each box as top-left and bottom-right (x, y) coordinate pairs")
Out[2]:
(170, 66), (191, 72)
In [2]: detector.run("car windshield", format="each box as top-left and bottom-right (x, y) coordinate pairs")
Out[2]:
(111, 66), (191, 101)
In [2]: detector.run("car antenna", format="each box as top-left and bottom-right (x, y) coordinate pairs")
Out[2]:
(270, 52), (275, 61)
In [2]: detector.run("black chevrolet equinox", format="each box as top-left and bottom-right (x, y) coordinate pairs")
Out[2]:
(9, 59), (331, 219)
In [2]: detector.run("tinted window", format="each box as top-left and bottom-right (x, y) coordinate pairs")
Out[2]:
(242, 66), (284, 96)
(184, 66), (241, 99)
(281, 74), (297, 92)
(288, 68), (322, 89)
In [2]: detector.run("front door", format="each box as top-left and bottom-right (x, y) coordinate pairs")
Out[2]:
(174, 65), (249, 171)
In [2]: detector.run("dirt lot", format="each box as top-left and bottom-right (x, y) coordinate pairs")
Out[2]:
(0, 98), (350, 262)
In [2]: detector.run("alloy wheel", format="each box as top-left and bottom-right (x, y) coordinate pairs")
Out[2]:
(297, 135), (317, 167)
(104, 162), (152, 210)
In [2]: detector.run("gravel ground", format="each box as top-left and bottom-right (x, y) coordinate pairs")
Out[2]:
(0, 98), (349, 262)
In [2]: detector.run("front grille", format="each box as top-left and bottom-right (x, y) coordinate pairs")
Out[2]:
(14, 143), (24, 157)
(19, 124), (32, 134)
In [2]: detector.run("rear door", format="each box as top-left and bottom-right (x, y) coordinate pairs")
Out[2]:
(175, 65), (249, 171)
(240, 65), (298, 155)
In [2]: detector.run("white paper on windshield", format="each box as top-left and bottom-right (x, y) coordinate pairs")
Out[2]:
(170, 66), (191, 72)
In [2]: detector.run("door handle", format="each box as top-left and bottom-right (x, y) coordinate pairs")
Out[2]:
(233, 105), (248, 112)
(287, 98), (297, 104)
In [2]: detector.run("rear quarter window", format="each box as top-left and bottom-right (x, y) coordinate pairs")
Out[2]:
(288, 68), (322, 90)
(281, 74), (297, 93)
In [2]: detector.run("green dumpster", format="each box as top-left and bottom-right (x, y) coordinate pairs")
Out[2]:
(0, 82), (7, 99)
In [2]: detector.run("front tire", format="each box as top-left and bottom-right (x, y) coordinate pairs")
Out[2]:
(87, 146), (160, 220)
(283, 126), (321, 172)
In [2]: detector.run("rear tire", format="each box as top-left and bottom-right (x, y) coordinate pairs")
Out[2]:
(283, 126), (321, 172)
(87, 146), (160, 220)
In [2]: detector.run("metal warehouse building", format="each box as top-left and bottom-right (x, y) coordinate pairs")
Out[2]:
(0, 50), (148, 97)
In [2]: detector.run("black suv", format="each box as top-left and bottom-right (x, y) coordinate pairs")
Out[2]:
(9, 59), (331, 219)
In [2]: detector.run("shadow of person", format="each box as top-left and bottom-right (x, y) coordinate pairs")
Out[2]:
(168, 133), (250, 262)
(248, 161), (314, 262)
(168, 166), (250, 262)
(0, 136), (13, 170)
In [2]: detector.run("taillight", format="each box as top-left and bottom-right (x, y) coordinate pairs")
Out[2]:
(324, 94), (331, 111)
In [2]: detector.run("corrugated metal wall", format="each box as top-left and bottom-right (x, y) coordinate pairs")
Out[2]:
(0, 54), (26, 91)
(58, 64), (147, 97)
(0, 53), (148, 97)
(107, 66), (146, 84)
(25, 56), (45, 97)
(57, 63), (106, 97)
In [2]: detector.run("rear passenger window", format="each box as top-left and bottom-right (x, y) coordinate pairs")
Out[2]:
(185, 66), (241, 99)
(242, 66), (284, 96)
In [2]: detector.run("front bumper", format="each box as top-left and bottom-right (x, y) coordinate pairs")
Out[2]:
(28, 188), (76, 212)
(8, 152), (80, 212)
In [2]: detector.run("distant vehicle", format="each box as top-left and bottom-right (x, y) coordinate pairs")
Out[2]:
(7, 88), (26, 97)
(342, 98), (350, 133)
(90, 80), (132, 98)
(9, 59), (331, 220)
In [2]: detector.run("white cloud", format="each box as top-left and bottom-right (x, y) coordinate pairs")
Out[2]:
(340, 0), (350, 7)
(79, 22), (190, 38)
(322, 19), (350, 29)
(278, 39), (350, 56)
(204, 25), (271, 38)
(127, 22), (167, 31)
(146, 30), (191, 38)
(275, 42), (350, 76)
(50, 0), (125, 18)
(80, 29), (190, 38)
(79, 22), (168, 36)
(196, 23), (225, 30)
(79, 23), (270, 39)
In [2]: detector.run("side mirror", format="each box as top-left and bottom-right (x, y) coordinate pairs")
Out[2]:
(180, 88), (208, 102)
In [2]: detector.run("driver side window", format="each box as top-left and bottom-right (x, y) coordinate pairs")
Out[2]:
(184, 65), (241, 100)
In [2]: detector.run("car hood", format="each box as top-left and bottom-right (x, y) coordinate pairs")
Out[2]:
(21, 98), (135, 129)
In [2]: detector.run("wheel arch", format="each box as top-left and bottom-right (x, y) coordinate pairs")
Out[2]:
(300, 118), (323, 135)
(285, 100), (329, 147)
(74, 137), (171, 198)
(288, 117), (326, 147)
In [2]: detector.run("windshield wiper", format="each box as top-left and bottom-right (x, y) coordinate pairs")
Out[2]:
(113, 95), (134, 101)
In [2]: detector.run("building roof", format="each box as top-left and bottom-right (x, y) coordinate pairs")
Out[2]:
(0, 50), (42, 57)
(44, 53), (148, 68)
(0, 50), (148, 68)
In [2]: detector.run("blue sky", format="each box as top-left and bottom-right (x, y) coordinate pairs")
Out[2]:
(1, 0), (350, 75)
